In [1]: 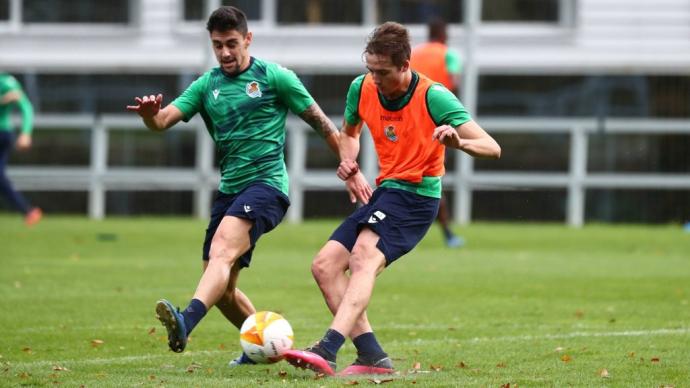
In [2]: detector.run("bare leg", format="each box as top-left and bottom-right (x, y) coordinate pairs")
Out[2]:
(193, 216), (252, 310)
(203, 260), (256, 329)
(312, 240), (374, 339)
(329, 229), (386, 337)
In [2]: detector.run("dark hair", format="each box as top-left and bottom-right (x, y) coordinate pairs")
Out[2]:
(206, 6), (248, 35)
(364, 22), (411, 68)
(428, 18), (447, 42)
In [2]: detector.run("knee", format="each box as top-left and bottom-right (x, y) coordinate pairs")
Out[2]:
(311, 251), (335, 283)
(208, 235), (245, 266)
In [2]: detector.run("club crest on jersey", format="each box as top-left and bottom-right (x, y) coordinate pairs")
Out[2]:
(246, 81), (262, 98)
(212, 88), (220, 100)
(384, 125), (398, 142)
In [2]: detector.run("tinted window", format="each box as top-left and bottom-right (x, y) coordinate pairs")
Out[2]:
(23, 0), (130, 23)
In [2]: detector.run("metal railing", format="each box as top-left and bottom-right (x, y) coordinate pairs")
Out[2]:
(8, 114), (690, 226)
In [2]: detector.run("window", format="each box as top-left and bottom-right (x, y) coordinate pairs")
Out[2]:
(277, 0), (361, 25)
(183, 0), (261, 21)
(377, 0), (461, 24)
(22, 0), (131, 24)
(35, 74), (180, 114)
(482, 0), (559, 22)
(0, 0), (9, 21)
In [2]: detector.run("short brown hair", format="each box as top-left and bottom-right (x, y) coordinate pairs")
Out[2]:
(364, 22), (411, 68)
(206, 6), (248, 35)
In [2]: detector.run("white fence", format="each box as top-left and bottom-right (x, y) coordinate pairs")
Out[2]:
(8, 114), (690, 226)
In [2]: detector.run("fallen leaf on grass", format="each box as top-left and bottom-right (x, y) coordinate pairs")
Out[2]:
(574, 310), (585, 319)
(91, 340), (104, 347)
(456, 361), (467, 368)
(148, 375), (156, 381)
(18, 372), (31, 379)
(277, 370), (287, 378)
(21, 347), (32, 354)
(147, 327), (156, 335)
(496, 362), (506, 368)
(344, 380), (359, 385)
(368, 378), (394, 384)
(628, 352), (635, 358)
(52, 365), (69, 372)
(430, 364), (443, 371)
(561, 354), (572, 362)
(651, 357), (660, 363)
(186, 362), (202, 373)
(218, 343), (226, 350)
(554, 346), (564, 353)
(599, 368), (610, 378)
(500, 384), (511, 388)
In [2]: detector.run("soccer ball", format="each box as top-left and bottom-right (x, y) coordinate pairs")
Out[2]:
(239, 311), (294, 363)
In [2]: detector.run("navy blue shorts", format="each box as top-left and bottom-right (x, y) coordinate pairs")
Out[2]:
(202, 183), (290, 268)
(329, 187), (440, 265)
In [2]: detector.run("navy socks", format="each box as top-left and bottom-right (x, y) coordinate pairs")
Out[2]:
(353, 332), (386, 360)
(181, 298), (207, 336)
(319, 328), (346, 359)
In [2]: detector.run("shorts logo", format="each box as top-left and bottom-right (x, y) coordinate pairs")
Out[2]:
(244, 204), (252, 213)
(384, 125), (398, 142)
(246, 81), (262, 98)
(368, 210), (386, 224)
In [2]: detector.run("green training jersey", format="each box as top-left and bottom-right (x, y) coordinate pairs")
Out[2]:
(344, 71), (471, 197)
(172, 57), (314, 195)
(0, 74), (33, 134)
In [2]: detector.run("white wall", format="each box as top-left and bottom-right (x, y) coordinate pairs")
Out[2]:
(1, 0), (690, 74)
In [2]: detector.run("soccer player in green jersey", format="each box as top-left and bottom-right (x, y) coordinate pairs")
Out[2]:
(126, 6), (340, 365)
(0, 73), (42, 226)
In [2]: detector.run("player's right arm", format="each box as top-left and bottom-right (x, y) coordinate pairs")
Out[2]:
(126, 94), (183, 132)
(338, 75), (373, 204)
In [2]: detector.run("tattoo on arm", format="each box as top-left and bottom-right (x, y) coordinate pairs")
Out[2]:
(299, 103), (338, 138)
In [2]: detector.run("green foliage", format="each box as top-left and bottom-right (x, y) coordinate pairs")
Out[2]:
(1, 216), (689, 386)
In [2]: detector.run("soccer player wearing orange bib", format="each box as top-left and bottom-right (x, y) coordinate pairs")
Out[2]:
(285, 22), (500, 376)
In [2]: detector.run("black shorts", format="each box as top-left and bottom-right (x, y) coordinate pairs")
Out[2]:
(202, 183), (290, 268)
(329, 187), (440, 265)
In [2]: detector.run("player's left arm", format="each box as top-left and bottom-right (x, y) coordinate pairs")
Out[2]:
(297, 103), (340, 156)
(433, 120), (501, 159)
(427, 83), (500, 159)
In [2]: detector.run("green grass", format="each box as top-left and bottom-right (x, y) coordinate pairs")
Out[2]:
(1, 215), (689, 387)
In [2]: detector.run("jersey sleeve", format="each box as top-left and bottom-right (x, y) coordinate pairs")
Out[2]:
(344, 75), (365, 126)
(1, 75), (34, 134)
(271, 64), (314, 115)
(426, 83), (472, 127)
(445, 48), (462, 76)
(171, 72), (208, 122)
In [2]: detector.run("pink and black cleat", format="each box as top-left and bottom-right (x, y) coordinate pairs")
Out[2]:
(283, 349), (336, 376)
(339, 356), (395, 376)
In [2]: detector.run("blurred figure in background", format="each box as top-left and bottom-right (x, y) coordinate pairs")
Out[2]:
(410, 18), (464, 248)
(0, 73), (42, 226)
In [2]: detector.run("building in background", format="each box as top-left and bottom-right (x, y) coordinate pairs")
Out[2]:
(1, 0), (688, 223)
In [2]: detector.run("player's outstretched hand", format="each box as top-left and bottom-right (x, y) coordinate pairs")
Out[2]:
(345, 171), (372, 204)
(127, 94), (163, 118)
(337, 159), (359, 181)
(432, 124), (459, 146)
(15, 133), (32, 151)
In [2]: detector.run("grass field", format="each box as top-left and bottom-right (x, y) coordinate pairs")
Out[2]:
(1, 215), (689, 387)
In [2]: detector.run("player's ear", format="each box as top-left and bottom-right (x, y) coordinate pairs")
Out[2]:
(400, 59), (410, 72)
(244, 31), (253, 48)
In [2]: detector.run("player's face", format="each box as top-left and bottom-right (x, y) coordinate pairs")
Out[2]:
(210, 29), (252, 75)
(364, 52), (410, 99)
